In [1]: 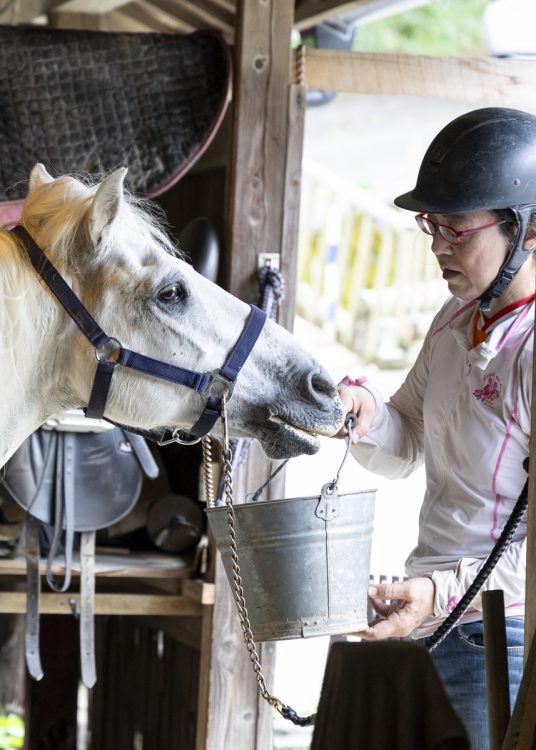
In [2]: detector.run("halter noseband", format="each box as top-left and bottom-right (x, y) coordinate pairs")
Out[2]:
(12, 225), (267, 444)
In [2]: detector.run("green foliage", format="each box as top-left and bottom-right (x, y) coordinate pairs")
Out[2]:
(354, 0), (491, 56)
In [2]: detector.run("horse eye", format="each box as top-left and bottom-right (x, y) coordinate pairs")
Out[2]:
(157, 282), (187, 304)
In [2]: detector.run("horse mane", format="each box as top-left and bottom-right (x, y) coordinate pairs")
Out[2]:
(18, 172), (179, 270)
(0, 171), (179, 399)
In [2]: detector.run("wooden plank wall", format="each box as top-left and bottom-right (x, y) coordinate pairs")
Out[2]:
(204, 1), (305, 748)
(90, 616), (200, 750)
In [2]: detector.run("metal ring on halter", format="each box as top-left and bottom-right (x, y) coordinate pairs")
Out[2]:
(95, 337), (122, 365)
(208, 370), (235, 399)
(157, 427), (202, 446)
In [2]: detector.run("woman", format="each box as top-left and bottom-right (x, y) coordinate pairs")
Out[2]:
(338, 107), (536, 749)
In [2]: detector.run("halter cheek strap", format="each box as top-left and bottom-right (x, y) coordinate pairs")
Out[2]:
(479, 205), (536, 312)
(11, 225), (267, 442)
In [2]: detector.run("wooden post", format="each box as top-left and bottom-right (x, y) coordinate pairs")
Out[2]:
(203, 1), (307, 748)
(483, 591), (510, 750)
(223, 0), (303, 326)
(526, 277), (536, 653)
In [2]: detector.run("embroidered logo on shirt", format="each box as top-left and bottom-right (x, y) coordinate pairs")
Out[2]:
(473, 372), (502, 407)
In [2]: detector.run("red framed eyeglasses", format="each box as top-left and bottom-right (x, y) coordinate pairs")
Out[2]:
(415, 213), (506, 245)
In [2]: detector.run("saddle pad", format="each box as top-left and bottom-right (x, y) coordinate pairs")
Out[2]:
(0, 429), (143, 532)
(0, 25), (231, 201)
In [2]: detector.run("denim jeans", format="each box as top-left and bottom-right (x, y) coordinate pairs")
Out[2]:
(423, 617), (524, 750)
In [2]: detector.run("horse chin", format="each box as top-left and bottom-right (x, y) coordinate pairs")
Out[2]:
(259, 417), (322, 459)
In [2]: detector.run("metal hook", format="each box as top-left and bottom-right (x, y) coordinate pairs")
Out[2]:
(328, 413), (356, 491)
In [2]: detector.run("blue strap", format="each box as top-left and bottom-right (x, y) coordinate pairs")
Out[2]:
(11, 226), (109, 349)
(220, 305), (267, 381)
(86, 361), (116, 419)
(187, 306), (267, 438)
(189, 395), (223, 439)
(11, 225), (267, 440)
(118, 349), (210, 391)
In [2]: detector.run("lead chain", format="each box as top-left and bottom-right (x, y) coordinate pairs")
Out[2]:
(218, 397), (317, 722)
(201, 436), (215, 507)
(219, 399), (282, 708)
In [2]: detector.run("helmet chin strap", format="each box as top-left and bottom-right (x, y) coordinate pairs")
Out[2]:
(479, 205), (536, 312)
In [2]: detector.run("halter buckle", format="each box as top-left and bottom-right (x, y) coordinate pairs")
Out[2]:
(208, 370), (235, 399)
(95, 337), (122, 365)
(157, 428), (202, 447)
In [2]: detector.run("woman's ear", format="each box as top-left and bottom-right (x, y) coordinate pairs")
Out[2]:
(524, 224), (536, 250)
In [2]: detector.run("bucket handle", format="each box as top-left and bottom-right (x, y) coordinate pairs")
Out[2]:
(328, 413), (356, 490)
(246, 413), (357, 504)
(315, 415), (356, 520)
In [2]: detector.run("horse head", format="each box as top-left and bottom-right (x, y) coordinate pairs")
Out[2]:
(0, 164), (344, 464)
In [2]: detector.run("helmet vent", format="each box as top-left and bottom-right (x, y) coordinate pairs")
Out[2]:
(429, 144), (448, 166)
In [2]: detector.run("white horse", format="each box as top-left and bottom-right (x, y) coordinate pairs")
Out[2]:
(0, 164), (344, 468)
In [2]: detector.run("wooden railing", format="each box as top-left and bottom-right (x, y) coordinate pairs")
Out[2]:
(297, 158), (445, 366)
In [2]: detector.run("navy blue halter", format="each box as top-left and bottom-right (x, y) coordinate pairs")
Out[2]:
(12, 225), (267, 444)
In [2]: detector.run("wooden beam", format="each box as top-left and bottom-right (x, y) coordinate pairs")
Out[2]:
(48, 9), (109, 29)
(294, 0), (371, 28)
(0, 592), (203, 616)
(50, 0), (131, 11)
(0, 0), (65, 22)
(151, 0), (235, 36)
(294, 0), (430, 30)
(182, 578), (216, 605)
(196, 0), (236, 25)
(206, 0), (235, 12)
(295, 48), (536, 111)
(118, 1), (195, 32)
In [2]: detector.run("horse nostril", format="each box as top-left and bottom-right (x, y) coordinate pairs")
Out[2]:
(310, 371), (337, 399)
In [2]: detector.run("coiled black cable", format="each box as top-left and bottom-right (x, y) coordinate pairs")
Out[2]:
(426, 458), (529, 652)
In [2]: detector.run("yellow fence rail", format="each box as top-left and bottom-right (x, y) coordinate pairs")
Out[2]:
(297, 158), (445, 367)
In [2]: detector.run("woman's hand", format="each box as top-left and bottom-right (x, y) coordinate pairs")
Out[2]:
(355, 577), (435, 640)
(337, 384), (376, 443)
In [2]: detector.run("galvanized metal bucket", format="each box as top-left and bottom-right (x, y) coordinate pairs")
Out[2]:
(206, 482), (375, 641)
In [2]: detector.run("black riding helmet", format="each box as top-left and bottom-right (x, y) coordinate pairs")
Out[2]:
(394, 107), (536, 311)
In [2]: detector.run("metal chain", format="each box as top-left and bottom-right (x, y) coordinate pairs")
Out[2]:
(219, 396), (314, 725)
(201, 436), (215, 507)
(219, 397), (283, 709)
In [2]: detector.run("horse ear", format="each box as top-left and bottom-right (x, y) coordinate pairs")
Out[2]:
(88, 167), (128, 244)
(29, 163), (54, 192)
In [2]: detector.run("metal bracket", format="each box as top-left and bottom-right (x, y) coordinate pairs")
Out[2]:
(315, 483), (340, 521)
(258, 252), (280, 270)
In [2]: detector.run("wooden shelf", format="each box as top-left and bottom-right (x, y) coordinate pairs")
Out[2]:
(0, 591), (206, 616)
(0, 548), (214, 616)
(0, 546), (204, 580)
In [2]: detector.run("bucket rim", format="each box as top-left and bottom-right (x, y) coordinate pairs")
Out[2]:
(205, 487), (377, 513)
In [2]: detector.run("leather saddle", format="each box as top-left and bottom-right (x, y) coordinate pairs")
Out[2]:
(0, 415), (158, 688)
(0, 24), (231, 203)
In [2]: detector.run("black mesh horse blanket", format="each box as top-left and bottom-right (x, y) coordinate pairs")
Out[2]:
(0, 24), (231, 204)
